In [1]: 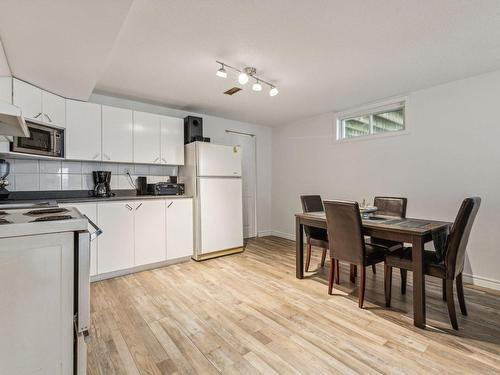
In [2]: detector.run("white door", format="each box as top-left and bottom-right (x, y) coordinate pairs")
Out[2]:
(102, 105), (133, 163)
(0, 232), (74, 375)
(160, 116), (184, 165)
(97, 201), (135, 273)
(63, 203), (98, 276)
(13, 78), (42, 120)
(134, 200), (166, 266)
(166, 198), (193, 259)
(228, 133), (257, 238)
(134, 111), (161, 164)
(65, 100), (102, 161)
(197, 142), (242, 177)
(199, 177), (243, 253)
(42, 90), (66, 127)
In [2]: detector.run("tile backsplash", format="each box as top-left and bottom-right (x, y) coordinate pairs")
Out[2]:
(4, 159), (177, 192)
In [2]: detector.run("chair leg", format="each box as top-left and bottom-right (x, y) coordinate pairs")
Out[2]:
(384, 264), (392, 307)
(372, 264), (377, 274)
(350, 264), (357, 283)
(328, 259), (335, 295)
(320, 248), (327, 267)
(446, 279), (459, 330)
(305, 242), (312, 272)
(442, 279), (447, 301)
(400, 269), (407, 295)
(359, 266), (366, 308)
(335, 260), (340, 284)
(456, 273), (468, 316)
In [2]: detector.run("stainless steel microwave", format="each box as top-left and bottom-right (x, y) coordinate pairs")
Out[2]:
(11, 121), (64, 157)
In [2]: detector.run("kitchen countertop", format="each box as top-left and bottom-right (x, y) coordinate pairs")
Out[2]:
(0, 190), (192, 207)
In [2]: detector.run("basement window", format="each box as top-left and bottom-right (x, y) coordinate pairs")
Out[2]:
(336, 99), (406, 140)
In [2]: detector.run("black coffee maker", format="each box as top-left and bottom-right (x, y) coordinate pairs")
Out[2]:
(93, 171), (114, 197)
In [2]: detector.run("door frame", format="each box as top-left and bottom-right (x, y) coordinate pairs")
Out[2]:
(226, 129), (258, 238)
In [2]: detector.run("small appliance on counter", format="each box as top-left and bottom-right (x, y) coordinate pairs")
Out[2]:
(0, 159), (10, 199)
(136, 176), (148, 195)
(147, 182), (180, 196)
(93, 171), (114, 198)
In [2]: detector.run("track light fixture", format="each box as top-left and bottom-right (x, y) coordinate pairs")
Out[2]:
(215, 60), (279, 96)
(216, 63), (227, 78)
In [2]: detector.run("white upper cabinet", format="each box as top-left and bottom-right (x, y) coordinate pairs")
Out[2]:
(97, 201), (135, 274)
(0, 77), (12, 103)
(13, 79), (42, 120)
(160, 116), (184, 165)
(42, 90), (66, 127)
(134, 200), (166, 266)
(65, 100), (102, 161)
(102, 105), (133, 163)
(133, 111), (161, 164)
(166, 198), (193, 260)
(13, 78), (66, 127)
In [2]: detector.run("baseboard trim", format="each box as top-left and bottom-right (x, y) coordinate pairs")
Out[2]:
(257, 230), (272, 237)
(462, 273), (500, 291)
(270, 231), (500, 291)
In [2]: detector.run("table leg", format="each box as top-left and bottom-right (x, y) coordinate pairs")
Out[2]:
(296, 217), (304, 279)
(412, 236), (426, 328)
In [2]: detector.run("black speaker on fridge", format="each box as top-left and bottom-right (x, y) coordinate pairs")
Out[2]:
(184, 116), (203, 144)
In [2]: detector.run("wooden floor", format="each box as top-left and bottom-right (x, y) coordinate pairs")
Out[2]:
(88, 236), (500, 375)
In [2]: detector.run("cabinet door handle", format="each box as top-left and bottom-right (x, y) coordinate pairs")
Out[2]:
(92, 153), (100, 160)
(44, 113), (52, 122)
(135, 203), (143, 210)
(167, 202), (173, 208)
(161, 158), (167, 164)
(154, 157), (160, 163)
(125, 204), (133, 211)
(34, 112), (42, 119)
(103, 154), (111, 160)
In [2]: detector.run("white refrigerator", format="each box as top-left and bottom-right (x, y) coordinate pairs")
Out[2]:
(182, 142), (244, 260)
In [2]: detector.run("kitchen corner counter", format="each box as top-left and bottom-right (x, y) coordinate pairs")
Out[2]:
(56, 195), (192, 204)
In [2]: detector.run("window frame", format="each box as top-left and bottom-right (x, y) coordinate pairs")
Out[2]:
(335, 97), (409, 143)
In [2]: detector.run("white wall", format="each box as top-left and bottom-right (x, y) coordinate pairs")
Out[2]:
(90, 93), (273, 236)
(272, 69), (500, 289)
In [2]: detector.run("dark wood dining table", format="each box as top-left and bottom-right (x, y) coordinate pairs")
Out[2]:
(295, 212), (451, 328)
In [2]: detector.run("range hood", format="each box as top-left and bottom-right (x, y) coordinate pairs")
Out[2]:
(0, 101), (29, 137)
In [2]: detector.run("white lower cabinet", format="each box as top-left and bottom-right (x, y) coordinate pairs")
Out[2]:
(97, 201), (135, 274)
(166, 198), (193, 259)
(60, 202), (98, 276)
(134, 200), (166, 266)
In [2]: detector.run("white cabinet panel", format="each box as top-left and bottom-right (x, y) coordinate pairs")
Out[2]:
(65, 100), (101, 161)
(166, 198), (193, 259)
(62, 203), (98, 276)
(42, 90), (66, 127)
(13, 78), (42, 120)
(161, 116), (184, 165)
(134, 111), (161, 164)
(0, 233), (74, 375)
(97, 201), (134, 274)
(134, 200), (166, 266)
(197, 142), (242, 177)
(102, 105), (133, 163)
(199, 177), (243, 253)
(0, 77), (12, 103)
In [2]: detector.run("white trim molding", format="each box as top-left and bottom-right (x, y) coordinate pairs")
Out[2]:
(462, 273), (500, 291)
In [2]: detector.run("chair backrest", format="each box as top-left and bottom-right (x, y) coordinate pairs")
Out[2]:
(300, 195), (325, 238)
(445, 197), (481, 279)
(300, 195), (324, 213)
(324, 200), (365, 264)
(374, 197), (407, 217)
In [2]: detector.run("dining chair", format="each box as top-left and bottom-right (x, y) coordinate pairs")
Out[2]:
(384, 197), (481, 329)
(368, 197), (408, 275)
(324, 200), (387, 308)
(300, 195), (331, 272)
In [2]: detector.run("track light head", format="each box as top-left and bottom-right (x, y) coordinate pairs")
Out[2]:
(216, 64), (227, 78)
(252, 80), (262, 92)
(238, 72), (249, 85)
(269, 86), (279, 97)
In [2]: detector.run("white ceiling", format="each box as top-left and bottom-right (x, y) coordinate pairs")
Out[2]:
(1, 1), (500, 126)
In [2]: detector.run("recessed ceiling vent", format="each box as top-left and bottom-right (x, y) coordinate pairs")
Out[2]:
(224, 87), (242, 95)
